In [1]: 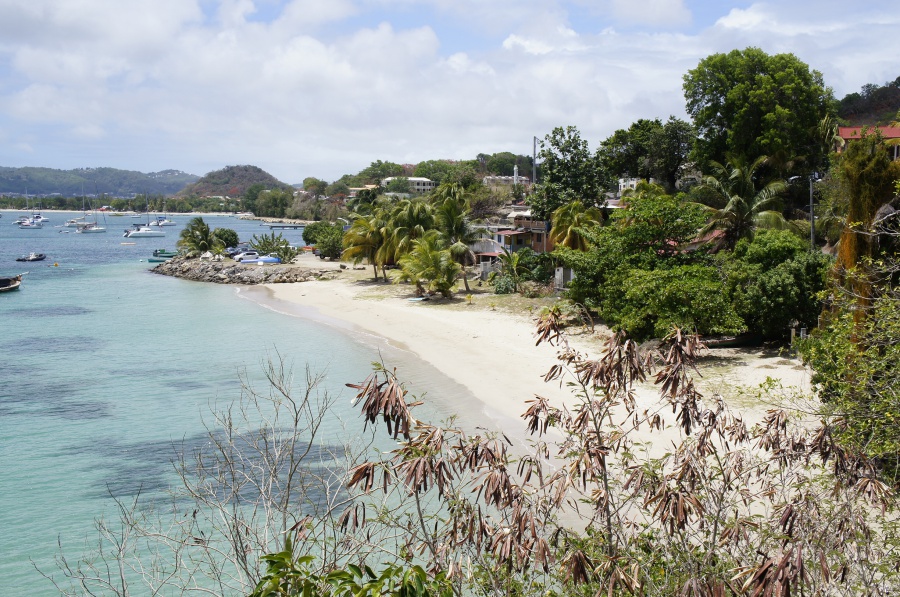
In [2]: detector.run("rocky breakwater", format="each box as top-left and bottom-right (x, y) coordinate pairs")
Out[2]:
(151, 257), (339, 285)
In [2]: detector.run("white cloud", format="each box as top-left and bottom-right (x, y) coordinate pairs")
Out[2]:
(610, 0), (691, 27)
(0, 1), (896, 182)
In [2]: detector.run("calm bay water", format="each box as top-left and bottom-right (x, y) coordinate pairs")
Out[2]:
(0, 211), (483, 595)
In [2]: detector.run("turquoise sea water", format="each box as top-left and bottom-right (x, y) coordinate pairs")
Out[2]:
(0, 212), (484, 595)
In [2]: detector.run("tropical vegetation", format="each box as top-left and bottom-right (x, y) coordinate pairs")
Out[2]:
(177, 216), (226, 255)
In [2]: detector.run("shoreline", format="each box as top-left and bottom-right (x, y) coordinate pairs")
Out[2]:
(240, 271), (813, 437)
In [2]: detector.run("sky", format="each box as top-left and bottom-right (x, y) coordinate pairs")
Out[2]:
(0, 0), (897, 184)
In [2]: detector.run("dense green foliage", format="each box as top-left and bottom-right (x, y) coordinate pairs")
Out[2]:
(213, 227), (240, 249)
(699, 154), (792, 248)
(683, 47), (833, 172)
(838, 76), (900, 122)
(249, 231), (300, 262)
(177, 217), (225, 255)
(0, 166), (197, 196)
(597, 116), (694, 191)
(799, 272), (900, 479)
(723, 230), (832, 338)
(384, 177), (412, 194)
(527, 126), (605, 220)
(557, 186), (830, 341)
(314, 226), (345, 260)
(393, 232), (462, 297)
(302, 221), (343, 246)
(178, 165), (293, 203)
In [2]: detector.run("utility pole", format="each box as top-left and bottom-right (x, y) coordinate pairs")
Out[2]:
(809, 177), (815, 250)
(533, 136), (539, 185)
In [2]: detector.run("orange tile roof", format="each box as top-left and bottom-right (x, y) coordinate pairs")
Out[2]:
(838, 126), (900, 140)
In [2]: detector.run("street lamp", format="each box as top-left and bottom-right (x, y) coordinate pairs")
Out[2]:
(790, 174), (819, 250)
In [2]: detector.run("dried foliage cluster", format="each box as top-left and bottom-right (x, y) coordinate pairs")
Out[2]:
(329, 311), (900, 596)
(45, 312), (900, 596)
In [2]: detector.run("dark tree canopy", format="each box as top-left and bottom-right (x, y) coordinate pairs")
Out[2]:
(527, 126), (605, 220)
(683, 48), (833, 172)
(597, 117), (694, 192)
(358, 160), (404, 185)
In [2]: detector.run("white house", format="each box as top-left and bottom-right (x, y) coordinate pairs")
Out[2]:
(381, 177), (437, 194)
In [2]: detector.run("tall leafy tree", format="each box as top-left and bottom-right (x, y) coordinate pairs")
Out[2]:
(527, 126), (605, 220)
(302, 177), (328, 199)
(358, 160), (404, 185)
(683, 47), (833, 172)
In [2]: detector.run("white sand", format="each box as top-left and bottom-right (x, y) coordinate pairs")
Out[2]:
(247, 259), (812, 436)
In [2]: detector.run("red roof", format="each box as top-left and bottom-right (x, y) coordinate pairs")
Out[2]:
(838, 126), (900, 140)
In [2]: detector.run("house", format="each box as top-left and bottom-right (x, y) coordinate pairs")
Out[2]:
(838, 126), (900, 159)
(381, 177), (437, 194)
(482, 175), (531, 186)
(618, 177), (657, 196)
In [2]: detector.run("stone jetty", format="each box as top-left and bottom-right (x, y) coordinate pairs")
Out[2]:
(151, 256), (340, 285)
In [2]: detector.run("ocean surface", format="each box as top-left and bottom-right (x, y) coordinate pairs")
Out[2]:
(0, 211), (487, 595)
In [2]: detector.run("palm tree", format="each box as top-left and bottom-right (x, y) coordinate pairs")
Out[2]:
(393, 232), (462, 298)
(383, 199), (434, 264)
(497, 247), (525, 293)
(700, 155), (792, 248)
(342, 212), (387, 280)
(177, 217), (224, 256)
(433, 183), (481, 291)
(549, 200), (603, 251)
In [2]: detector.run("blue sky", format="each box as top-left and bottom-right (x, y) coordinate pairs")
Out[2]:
(0, 0), (896, 184)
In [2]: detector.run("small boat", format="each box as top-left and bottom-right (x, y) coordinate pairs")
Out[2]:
(152, 249), (180, 258)
(76, 221), (107, 233)
(148, 216), (176, 227)
(123, 225), (165, 238)
(253, 255), (282, 264)
(18, 218), (43, 229)
(16, 252), (46, 262)
(64, 216), (87, 227)
(0, 275), (22, 293)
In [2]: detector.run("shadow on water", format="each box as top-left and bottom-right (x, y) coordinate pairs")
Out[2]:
(0, 375), (112, 420)
(7, 335), (106, 355)
(70, 428), (350, 511)
(14, 305), (93, 318)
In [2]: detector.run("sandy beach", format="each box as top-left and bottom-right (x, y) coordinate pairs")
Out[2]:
(240, 255), (813, 438)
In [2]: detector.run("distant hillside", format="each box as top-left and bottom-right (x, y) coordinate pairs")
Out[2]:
(0, 166), (198, 196)
(177, 165), (293, 198)
(838, 76), (900, 125)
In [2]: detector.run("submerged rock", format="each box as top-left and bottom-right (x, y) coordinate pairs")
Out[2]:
(151, 256), (338, 285)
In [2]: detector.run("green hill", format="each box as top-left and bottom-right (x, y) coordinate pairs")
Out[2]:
(0, 166), (197, 196)
(177, 164), (293, 198)
(838, 76), (900, 125)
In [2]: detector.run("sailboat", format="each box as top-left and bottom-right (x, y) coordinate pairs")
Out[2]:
(17, 191), (44, 229)
(148, 203), (176, 226)
(75, 193), (106, 234)
(123, 197), (165, 238)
